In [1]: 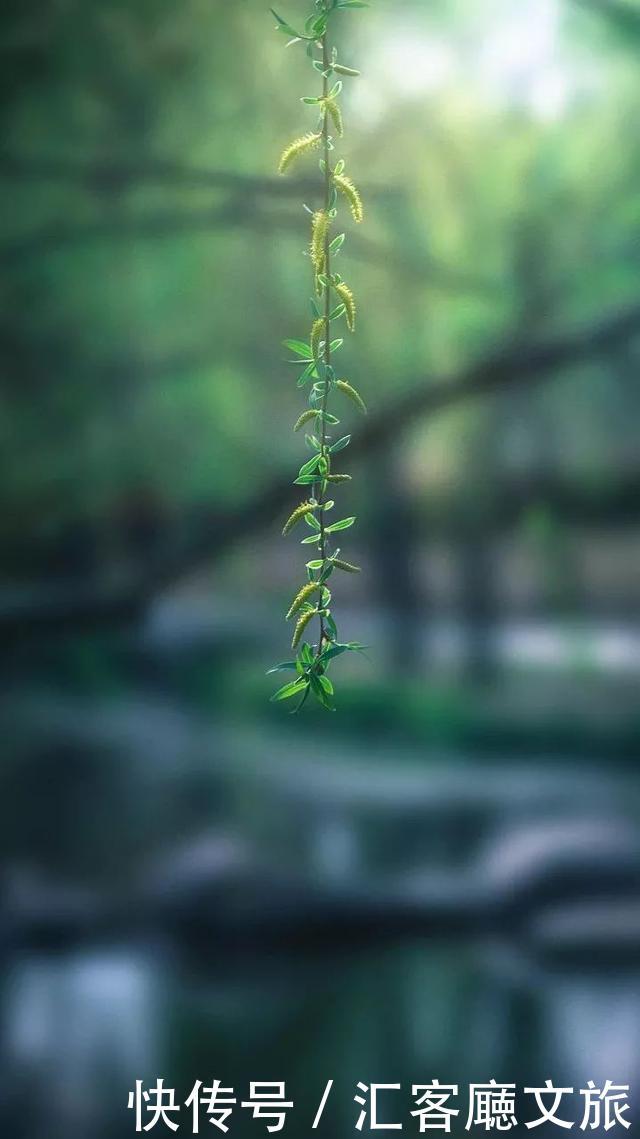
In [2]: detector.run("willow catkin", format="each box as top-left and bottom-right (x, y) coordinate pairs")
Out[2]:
(286, 580), (321, 620)
(282, 501), (316, 536)
(292, 607), (317, 649)
(278, 132), (321, 175)
(324, 98), (343, 137)
(336, 379), (367, 414)
(326, 473), (352, 483)
(310, 209), (329, 274)
(333, 173), (364, 223)
(293, 409), (318, 433)
(334, 282), (356, 332)
(310, 317), (325, 360)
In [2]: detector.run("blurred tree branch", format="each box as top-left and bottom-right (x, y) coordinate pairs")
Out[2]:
(0, 152), (344, 199)
(0, 151), (495, 293)
(4, 300), (640, 634)
(434, 468), (640, 533)
(0, 199), (494, 296)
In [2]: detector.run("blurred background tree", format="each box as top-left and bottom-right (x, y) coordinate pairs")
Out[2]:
(1, 0), (639, 724)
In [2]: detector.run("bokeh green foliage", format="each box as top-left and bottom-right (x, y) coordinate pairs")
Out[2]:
(2, 0), (639, 586)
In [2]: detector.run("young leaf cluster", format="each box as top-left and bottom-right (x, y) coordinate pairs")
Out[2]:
(269, 0), (368, 712)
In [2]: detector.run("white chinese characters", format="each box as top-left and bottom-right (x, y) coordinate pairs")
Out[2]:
(127, 1078), (632, 1132)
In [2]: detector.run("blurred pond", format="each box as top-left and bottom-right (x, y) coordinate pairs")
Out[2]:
(1, 636), (638, 1138)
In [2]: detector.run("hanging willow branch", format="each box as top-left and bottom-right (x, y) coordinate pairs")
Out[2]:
(268, 0), (368, 712)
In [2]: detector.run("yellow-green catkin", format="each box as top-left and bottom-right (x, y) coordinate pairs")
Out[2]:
(333, 558), (361, 573)
(324, 98), (343, 137)
(310, 210), (329, 274)
(278, 132), (321, 175)
(286, 581), (321, 620)
(326, 473), (352, 483)
(282, 501), (316, 536)
(293, 409), (318, 433)
(310, 317), (325, 359)
(336, 379), (367, 414)
(333, 173), (364, 223)
(334, 282), (356, 331)
(292, 607), (317, 649)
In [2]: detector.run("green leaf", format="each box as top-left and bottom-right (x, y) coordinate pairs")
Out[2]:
(326, 516), (356, 533)
(301, 533), (321, 544)
(333, 63), (361, 76)
(310, 672), (336, 710)
(266, 661), (298, 674)
(300, 641), (314, 666)
(297, 361), (317, 387)
(319, 643), (348, 663)
(329, 232), (345, 253)
(305, 513), (321, 530)
(306, 559), (323, 570)
(284, 339), (312, 357)
(333, 557), (361, 573)
(301, 96), (322, 104)
(270, 8), (297, 31)
(330, 435), (351, 452)
(329, 338), (344, 352)
(298, 453), (322, 477)
(291, 685), (311, 713)
(271, 678), (309, 702)
(270, 8), (310, 37)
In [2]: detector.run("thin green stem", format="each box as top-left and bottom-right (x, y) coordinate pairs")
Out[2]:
(315, 26), (332, 656)
(270, 0), (366, 708)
